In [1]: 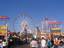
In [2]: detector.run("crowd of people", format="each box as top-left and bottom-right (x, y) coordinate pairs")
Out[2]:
(0, 33), (64, 48)
(0, 33), (22, 48)
(30, 36), (64, 48)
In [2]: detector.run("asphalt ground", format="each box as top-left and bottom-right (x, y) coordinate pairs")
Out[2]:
(14, 44), (30, 48)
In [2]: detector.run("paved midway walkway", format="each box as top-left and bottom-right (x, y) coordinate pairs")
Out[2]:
(14, 44), (30, 48)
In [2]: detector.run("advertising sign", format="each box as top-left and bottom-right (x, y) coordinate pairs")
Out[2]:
(0, 25), (7, 29)
(0, 25), (7, 35)
(51, 28), (61, 30)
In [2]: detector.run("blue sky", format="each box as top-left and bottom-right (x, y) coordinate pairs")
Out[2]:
(0, 0), (64, 32)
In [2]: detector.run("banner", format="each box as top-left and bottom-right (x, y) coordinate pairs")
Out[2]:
(0, 25), (7, 35)
(0, 25), (7, 29)
(51, 28), (61, 30)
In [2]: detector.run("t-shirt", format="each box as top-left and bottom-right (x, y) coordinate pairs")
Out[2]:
(47, 40), (52, 46)
(41, 39), (46, 47)
(2, 41), (7, 46)
(30, 40), (38, 47)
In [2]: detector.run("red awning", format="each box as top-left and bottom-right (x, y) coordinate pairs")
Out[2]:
(48, 21), (64, 24)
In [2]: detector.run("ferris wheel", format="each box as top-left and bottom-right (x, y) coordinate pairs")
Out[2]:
(13, 12), (34, 33)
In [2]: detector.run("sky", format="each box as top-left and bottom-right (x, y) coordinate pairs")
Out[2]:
(0, 0), (64, 32)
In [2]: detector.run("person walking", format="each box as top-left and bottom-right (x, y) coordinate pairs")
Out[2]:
(41, 37), (47, 48)
(0, 40), (3, 48)
(58, 41), (64, 48)
(8, 35), (14, 48)
(47, 39), (52, 48)
(54, 38), (60, 48)
(30, 38), (38, 48)
(2, 40), (7, 48)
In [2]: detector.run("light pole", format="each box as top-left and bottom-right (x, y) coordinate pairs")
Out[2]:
(24, 27), (28, 43)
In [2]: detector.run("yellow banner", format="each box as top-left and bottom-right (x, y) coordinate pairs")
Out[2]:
(51, 28), (61, 30)
(0, 25), (7, 35)
(0, 25), (7, 29)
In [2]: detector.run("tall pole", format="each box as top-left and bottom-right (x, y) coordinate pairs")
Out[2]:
(24, 27), (27, 43)
(5, 24), (8, 44)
